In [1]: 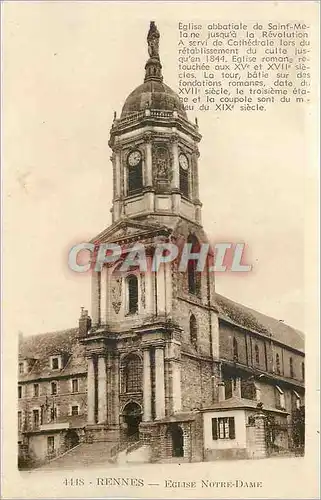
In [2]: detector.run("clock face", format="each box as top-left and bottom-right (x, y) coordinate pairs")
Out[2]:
(179, 153), (189, 171)
(128, 150), (142, 167)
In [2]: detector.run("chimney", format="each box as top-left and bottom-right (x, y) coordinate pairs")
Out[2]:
(78, 307), (91, 337)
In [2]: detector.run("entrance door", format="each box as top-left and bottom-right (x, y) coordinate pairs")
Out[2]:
(171, 424), (184, 457)
(123, 402), (142, 440)
(64, 430), (80, 450)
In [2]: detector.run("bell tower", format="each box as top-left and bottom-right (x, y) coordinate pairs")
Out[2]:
(109, 21), (203, 227)
(82, 23), (220, 446)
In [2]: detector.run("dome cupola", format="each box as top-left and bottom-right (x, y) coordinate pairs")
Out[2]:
(120, 21), (187, 119)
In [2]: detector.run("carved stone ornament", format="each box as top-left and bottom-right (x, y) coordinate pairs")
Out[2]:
(169, 133), (179, 144)
(111, 277), (122, 314)
(143, 132), (153, 143)
(153, 146), (171, 182)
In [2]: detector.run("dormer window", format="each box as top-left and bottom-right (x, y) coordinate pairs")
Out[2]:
(52, 358), (59, 370)
(50, 355), (61, 370)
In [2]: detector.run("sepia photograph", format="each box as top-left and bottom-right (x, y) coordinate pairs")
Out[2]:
(2, 1), (319, 499)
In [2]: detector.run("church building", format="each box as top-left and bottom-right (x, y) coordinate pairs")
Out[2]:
(18, 22), (305, 469)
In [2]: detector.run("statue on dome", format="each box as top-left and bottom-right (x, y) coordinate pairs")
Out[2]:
(147, 21), (160, 58)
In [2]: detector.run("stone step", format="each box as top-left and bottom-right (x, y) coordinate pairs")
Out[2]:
(39, 442), (117, 470)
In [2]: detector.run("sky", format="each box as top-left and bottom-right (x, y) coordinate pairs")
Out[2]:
(4, 1), (316, 337)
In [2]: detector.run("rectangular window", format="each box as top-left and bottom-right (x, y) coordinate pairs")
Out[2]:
(51, 357), (59, 370)
(293, 390), (301, 409)
(18, 411), (22, 431)
(71, 405), (79, 416)
(72, 379), (79, 393)
(18, 386), (22, 399)
(51, 382), (57, 395)
(33, 409), (40, 428)
(19, 363), (24, 375)
(276, 385), (285, 409)
(212, 417), (235, 440)
(49, 406), (57, 422)
(47, 436), (55, 454)
(33, 384), (39, 397)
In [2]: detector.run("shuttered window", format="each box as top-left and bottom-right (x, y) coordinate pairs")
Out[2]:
(212, 417), (236, 440)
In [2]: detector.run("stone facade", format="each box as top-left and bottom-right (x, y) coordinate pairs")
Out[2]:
(17, 22), (305, 469)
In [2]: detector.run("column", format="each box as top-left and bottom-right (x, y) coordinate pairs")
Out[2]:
(106, 351), (113, 426)
(155, 347), (165, 419)
(144, 135), (153, 187)
(170, 135), (179, 190)
(113, 354), (120, 426)
(113, 149), (122, 221)
(192, 149), (200, 200)
(164, 262), (172, 315)
(172, 361), (182, 413)
(157, 264), (166, 316)
(100, 266), (107, 326)
(91, 271), (101, 327)
(143, 349), (152, 422)
(145, 268), (154, 315)
(97, 356), (107, 423)
(170, 135), (180, 213)
(87, 357), (96, 425)
(115, 150), (121, 197)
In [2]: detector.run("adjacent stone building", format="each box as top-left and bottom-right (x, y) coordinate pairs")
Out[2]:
(18, 22), (305, 469)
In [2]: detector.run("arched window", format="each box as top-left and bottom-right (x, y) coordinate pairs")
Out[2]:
(233, 338), (238, 362)
(127, 151), (143, 195)
(189, 314), (198, 349)
(122, 354), (142, 393)
(301, 361), (305, 381)
(179, 153), (189, 198)
(187, 234), (201, 296)
(127, 275), (138, 315)
(276, 353), (281, 374)
(255, 344), (260, 365)
(289, 357), (294, 378)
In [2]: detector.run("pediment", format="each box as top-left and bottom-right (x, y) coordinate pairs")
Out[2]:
(91, 218), (170, 244)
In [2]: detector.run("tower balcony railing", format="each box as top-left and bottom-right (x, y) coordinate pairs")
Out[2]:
(112, 108), (199, 131)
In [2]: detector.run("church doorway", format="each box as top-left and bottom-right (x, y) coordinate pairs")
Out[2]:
(123, 402), (142, 440)
(170, 424), (184, 457)
(64, 430), (79, 450)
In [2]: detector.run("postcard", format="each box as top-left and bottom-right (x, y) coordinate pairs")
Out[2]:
(2, 1), (319, 499)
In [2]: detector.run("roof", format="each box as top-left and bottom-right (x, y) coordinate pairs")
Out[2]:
(18, 293), (304, 375)
(19, 328), (87, 381)
(19, 328), (79, 359)
(120, 80), (187, 119)
(215, 293), (304, 352)
(201, 396), (289, 415)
